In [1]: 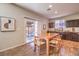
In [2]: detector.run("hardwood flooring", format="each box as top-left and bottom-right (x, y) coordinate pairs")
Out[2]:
(0, 40), (79, 56)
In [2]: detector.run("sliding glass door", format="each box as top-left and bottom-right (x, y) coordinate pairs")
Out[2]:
(25, 18), (38, 43)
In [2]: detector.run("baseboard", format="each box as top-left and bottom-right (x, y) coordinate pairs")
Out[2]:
(0, 42), (26, 52)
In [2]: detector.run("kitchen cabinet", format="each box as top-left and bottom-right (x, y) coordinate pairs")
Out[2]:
(48, 22), (54, 28)
(61, 32), (79, 42)
(66, 19), (79, 27)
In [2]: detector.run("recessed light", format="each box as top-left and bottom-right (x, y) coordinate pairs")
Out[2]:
(55, 11), (58, 14)
(49, 5), (52, 8)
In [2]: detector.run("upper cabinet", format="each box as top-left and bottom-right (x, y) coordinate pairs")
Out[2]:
(66, 19), (79, 27)
(48, 22), (54, 28)
(49, 19), (79, 28)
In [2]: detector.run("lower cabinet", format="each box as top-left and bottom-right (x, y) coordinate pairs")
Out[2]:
(61, 32), (79, 42)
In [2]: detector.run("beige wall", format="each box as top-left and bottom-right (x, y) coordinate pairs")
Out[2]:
(63, 13), (79, 32)
(0, 3), (48, 51)
(63, 13), (79, 20)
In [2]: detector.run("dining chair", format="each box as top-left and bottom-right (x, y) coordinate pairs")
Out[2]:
(49, 33), (62, 55)
(34, 34), (46, 55)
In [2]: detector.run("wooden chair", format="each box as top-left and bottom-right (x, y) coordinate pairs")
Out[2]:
(34, 35), (46, 55)
(49, 33), (62, 55)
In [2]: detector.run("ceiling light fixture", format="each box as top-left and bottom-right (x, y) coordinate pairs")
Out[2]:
(49, 5), (52, 8)
(55, 11), (58, 14)
(47, 5), (52, 11)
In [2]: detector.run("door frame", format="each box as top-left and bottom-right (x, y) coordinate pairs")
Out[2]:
(24, 17), (39, 43)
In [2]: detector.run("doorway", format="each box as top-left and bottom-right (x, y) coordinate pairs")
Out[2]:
(25, 18), (38, 43)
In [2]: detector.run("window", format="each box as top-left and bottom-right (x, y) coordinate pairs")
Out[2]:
(55, 20), (66, 29)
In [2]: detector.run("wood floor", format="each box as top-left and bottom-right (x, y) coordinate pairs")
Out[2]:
(0, 40), (79, 56)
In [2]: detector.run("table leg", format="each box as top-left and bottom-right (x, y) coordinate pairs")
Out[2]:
(46, 38), (49, 56)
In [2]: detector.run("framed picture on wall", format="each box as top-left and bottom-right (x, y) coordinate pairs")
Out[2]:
(43, 24), (46, 30)
(0, 17), (16, 32)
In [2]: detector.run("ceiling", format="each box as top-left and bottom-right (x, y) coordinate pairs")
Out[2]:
(15, 3), (79, 19)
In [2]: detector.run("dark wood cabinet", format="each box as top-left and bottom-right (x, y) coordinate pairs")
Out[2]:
(75, 20), (79, 27)
(61, 32), (79, 42)
(48, 22), (54, 28)
(66, 21), (72, 27)
(66, 19), (79, 27)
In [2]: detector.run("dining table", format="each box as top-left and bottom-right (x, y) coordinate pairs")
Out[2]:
(40, 33), (60, 56)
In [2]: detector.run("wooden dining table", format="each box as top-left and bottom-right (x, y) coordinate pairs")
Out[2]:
(41, 33), (60, 56)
